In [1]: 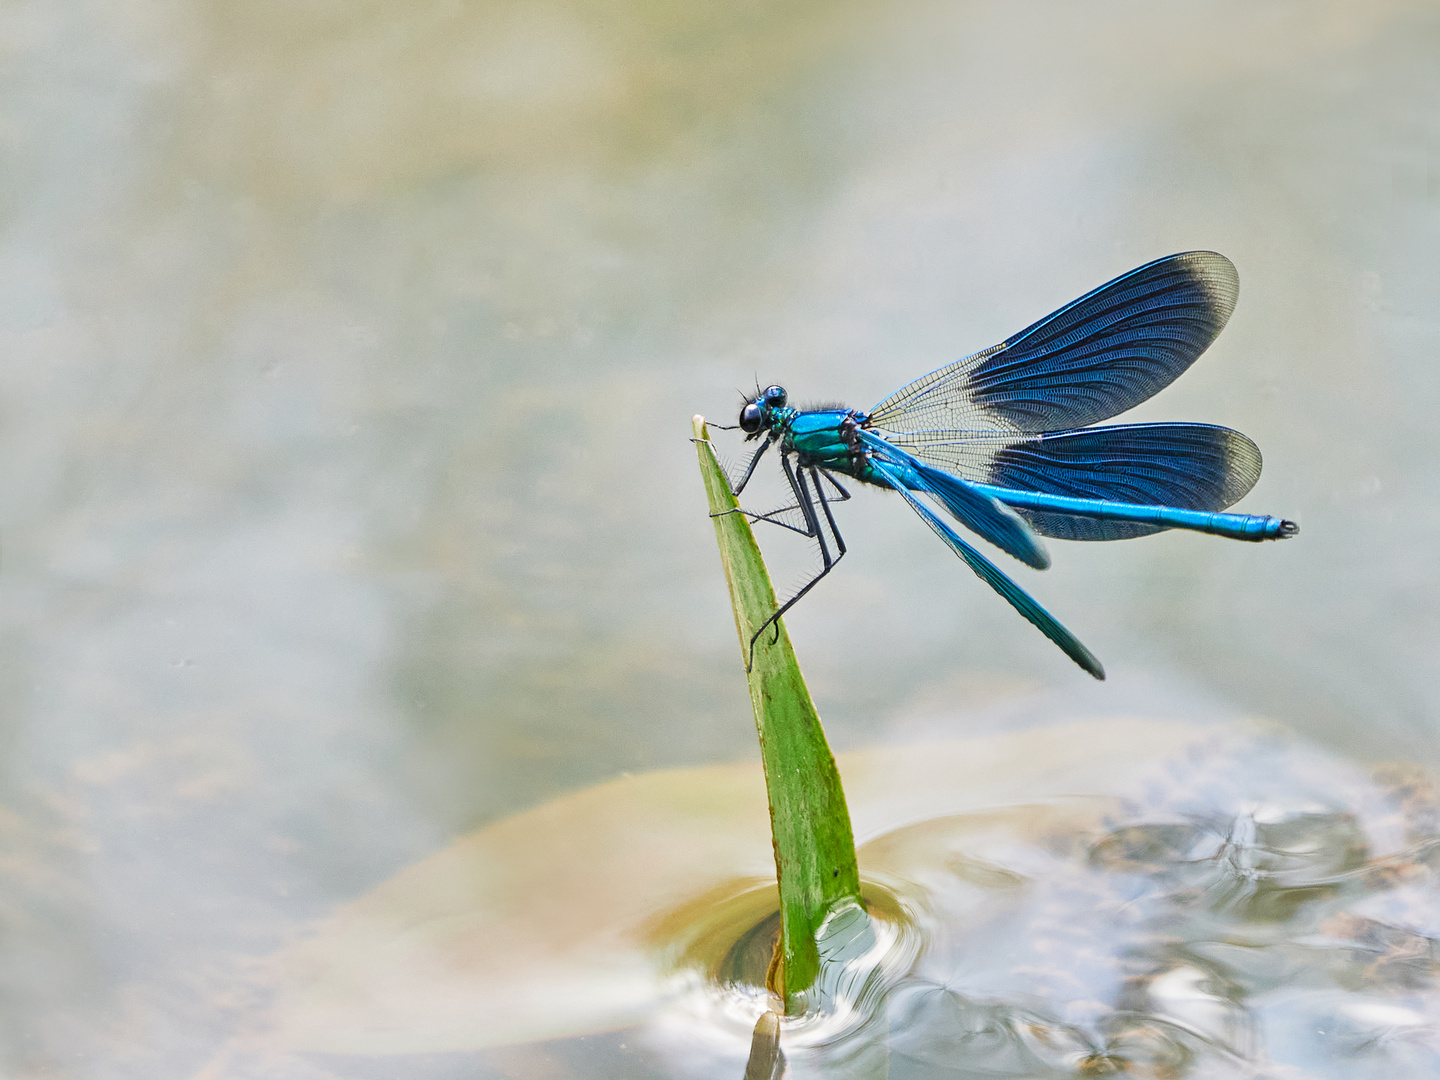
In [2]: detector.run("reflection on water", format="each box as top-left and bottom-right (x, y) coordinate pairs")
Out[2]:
(2, 0), (1438, 1075)
(634, 727), (1440, 1079)
(244, 722), (1440, 1077)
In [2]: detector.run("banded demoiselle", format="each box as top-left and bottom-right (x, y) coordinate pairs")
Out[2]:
(717, 251), (1297, 679)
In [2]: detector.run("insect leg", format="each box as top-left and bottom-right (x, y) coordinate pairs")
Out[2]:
(729, 437), (772, 498)
(812, 467), (848, 562)
(728, 467), (850, 536)
(711, 436), (812, 537)
(726, 503), (813, 538)
(746, 457), (844, 669)
(815, 468), (853, 504)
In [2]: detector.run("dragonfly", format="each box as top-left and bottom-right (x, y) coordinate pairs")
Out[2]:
(717, 251), (1297, 679)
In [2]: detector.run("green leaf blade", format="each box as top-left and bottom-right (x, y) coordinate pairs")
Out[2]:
(692, 416), (862, 1011)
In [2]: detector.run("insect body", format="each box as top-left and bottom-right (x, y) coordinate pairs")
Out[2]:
(724, 251), (1297, 678)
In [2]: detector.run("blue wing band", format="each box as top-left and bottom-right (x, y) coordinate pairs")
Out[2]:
(881, 422), (1265, 540)
(867, 252), (1238, 434)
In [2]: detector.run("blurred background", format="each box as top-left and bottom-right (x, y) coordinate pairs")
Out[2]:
(0, 0), (1436, 1074)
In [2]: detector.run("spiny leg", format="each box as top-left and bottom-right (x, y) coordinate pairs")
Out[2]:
(729, 437), (772, 498)
(746, 459), (847, 670)
(764, 466), (850, 640)
(723, 502), (812, 538)
(814, 467), (852, 506)
(747, 457), (827, 664)
(812, 468), (849, 559)
(711, 434), (814, 538)
(720, 466), (854, 540)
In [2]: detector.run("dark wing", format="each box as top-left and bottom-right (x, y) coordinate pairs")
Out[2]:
(888, 423), (1262, 540)
(867, 252), (1238, 435)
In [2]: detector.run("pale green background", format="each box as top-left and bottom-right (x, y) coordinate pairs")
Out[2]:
(0, 0), (1436, 1074)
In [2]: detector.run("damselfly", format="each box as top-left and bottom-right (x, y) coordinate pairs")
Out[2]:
(716, 251), (1296, 679)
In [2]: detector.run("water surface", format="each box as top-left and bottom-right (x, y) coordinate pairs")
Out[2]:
(0, 1), (1437, 1075)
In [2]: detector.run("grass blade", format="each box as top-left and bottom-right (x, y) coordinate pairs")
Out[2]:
(692, 415), (862, 1011)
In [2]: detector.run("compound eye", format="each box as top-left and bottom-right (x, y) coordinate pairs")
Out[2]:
(739, 402), (763, 433)
(762, 385), (787, 408)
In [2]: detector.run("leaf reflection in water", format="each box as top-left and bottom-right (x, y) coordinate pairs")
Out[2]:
(212, 718), (1440, 1079)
